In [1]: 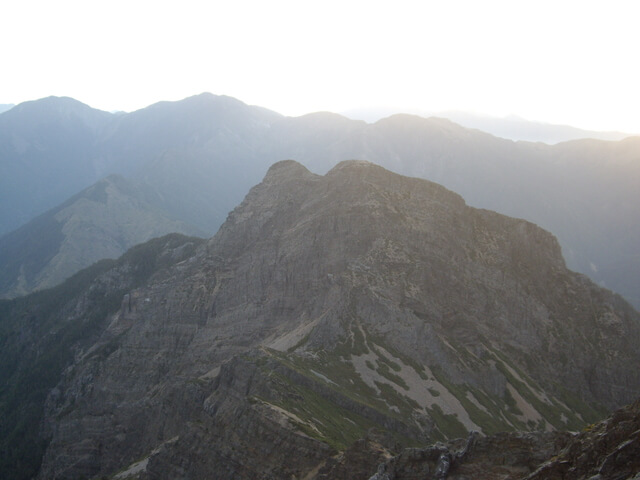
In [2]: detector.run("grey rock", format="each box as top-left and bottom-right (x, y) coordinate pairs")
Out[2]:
(13, 160), (640, 479)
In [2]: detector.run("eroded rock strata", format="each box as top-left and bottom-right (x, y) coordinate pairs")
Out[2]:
(23, 160), (640, 479)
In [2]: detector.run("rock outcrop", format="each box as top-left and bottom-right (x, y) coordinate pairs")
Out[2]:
(525, 398), (640, 480)
(329, 398), (640, 480)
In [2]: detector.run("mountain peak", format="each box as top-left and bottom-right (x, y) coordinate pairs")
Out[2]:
(327, 159), (377, 173)
(5, 158), (640, 480)
(8, 95), (108, 117)
(182, 92), (245, 107)
(0, 96), (113, 136)
(262, 159), (314, 183)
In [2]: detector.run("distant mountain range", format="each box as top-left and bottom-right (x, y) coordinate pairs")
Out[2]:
(0, 93), (639, 310)
(0, 175), (202, 298)
(0, 104), (13, 114)
(0, 97), (115, 234)
(342, 107), (634, 144)
(2, 161), (638, 479)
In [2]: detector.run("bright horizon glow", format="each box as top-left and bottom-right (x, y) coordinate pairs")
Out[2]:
(2, 0), (639, 133)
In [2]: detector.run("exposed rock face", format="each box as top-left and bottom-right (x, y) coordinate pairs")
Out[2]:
(140, 354), (335, 480)
(525, 398), (640, 480)
(352, 431), (571, 480)
(18, 160), (640, 479)
(0, 234), (205, 480)
(327, 398), (640, 480)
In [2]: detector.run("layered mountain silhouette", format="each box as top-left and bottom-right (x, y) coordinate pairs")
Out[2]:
(0, 94), (280, 236)
(2, 161), (638, 479)
(0, 175), (202, 297)
(0, 93), (639, 310)
(0, 97), (114, 234)
(342, 107), (634, 143)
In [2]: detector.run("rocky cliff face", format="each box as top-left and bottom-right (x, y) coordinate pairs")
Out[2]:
(0, 234), (205, 479)
(19, 160), (640, 479)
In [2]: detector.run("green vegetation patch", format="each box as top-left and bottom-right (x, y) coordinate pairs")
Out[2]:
(264, 347), (382, 411)
(365, 331), (429, 380)
(554, 384), (607, 424)
(261, 348), (428, 448)
(375, 360), (410, 391)
(332, 322), (370, 358)
(503, 387), (523, 416)
(426, 404), (468, 440)
(373, 381), (421, 414)
(430, 365), (516, 435)
(488, 349), (592, 431)
(254, 375), (381, 451)
(427, 387), (440, 397)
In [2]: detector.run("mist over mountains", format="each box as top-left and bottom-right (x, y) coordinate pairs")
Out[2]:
(1, 93), (638, 309)
(342, 107), (634, 144)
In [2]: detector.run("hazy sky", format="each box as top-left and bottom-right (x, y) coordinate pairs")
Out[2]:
(2, 0), (639, 132)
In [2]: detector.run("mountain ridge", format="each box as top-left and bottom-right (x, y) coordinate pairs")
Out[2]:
(1, 94), (639, 311)
(0, 174), (203, 298)
(2, 159), (635, 479)
(342, 106), (635, 143)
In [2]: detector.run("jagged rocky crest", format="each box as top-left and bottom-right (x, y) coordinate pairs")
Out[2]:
(3, 160), (639, 479)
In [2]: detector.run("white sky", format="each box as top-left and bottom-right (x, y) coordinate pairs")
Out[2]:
(2, 0), (639, 133)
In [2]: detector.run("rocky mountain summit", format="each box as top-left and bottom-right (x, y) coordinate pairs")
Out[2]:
(2, 94), (639, 309)
(2, 160), (639, 479)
